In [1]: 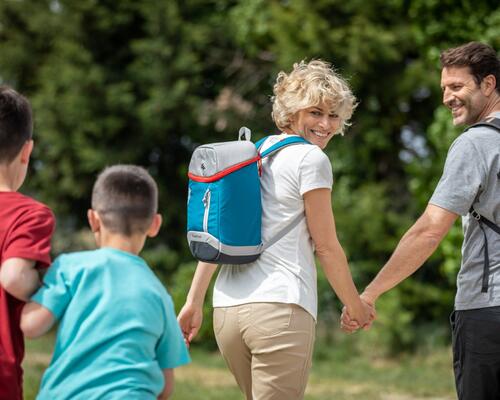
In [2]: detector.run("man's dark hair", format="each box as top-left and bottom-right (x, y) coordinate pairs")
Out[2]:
(440, 42), (500, 93)
(0, 86), (33, 163)
(91, 165), (158, 236)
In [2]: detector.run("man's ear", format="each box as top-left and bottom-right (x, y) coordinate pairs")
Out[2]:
(20, 140), (34, 164)
(87, 209), (101, 233)
(481, 74), (497, 96)
(146, 214), (162, 238)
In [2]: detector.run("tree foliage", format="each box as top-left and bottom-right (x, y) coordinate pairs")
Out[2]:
(1, 0), (499, 351)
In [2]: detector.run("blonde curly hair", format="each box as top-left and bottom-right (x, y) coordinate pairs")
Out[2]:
(271, 60), (357, 135)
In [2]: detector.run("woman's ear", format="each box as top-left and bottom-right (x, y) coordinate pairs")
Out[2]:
(282, 120), (296, 135)
(147, 214), (162, 238)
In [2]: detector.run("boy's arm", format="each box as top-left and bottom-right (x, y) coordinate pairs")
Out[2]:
(158, 369), (174, 400)
(20, 302), (55, 339)
(0, 258), (41, 301)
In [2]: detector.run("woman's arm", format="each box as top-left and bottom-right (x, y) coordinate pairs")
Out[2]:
(303, 188), (372, 326)
(177, 262), (218, 344)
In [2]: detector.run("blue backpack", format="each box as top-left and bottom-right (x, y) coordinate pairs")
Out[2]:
(187, 128), (309, 264)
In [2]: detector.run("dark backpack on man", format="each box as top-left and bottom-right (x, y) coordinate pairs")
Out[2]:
(464, 116), (500, 292)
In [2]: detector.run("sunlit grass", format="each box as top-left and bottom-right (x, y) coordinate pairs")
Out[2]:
(23, 333), (456, 400)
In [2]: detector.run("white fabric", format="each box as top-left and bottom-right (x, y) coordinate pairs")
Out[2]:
(213, 134), (333, 319)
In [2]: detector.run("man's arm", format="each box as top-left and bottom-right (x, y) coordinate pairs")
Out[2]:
(20, 302), (55, 339)
(0, 258), (41, 301)
(363, 204), (458, 304)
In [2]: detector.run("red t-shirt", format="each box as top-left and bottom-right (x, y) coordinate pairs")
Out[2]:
(0, 192), (55, 400)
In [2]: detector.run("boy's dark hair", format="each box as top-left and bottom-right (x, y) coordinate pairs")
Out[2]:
(91, 165), (158, 236)
(0, 86), (33, 163)
(440, 42), (500, 93)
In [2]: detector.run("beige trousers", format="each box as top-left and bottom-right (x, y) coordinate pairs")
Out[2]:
(213, 302), (315, 400)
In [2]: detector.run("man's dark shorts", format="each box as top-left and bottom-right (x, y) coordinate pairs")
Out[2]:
(451, 306), (500, 400)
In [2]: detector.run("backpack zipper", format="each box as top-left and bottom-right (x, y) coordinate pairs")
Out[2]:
(202, 188), (211, 232)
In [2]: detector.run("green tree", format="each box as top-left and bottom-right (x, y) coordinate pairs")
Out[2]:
(1, 0), (499, 352)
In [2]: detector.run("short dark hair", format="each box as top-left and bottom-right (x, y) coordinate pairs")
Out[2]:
(440, 42), (500, 92)
(0, 86), (33, 163)
(91, 165), (158, 236)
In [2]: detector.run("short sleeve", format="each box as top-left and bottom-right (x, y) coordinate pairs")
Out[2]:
(31, 256), (72, 320)
(429, 135), (485, 216)
(298, 147), (333, 196)
(156, 295), (191, 369)
(2, 206), (55, 269)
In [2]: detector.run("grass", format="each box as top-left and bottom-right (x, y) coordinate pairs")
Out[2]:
(23, 334), (456, 400)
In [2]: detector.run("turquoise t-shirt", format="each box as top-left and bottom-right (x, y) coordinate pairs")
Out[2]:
(31, 247), (190, 400)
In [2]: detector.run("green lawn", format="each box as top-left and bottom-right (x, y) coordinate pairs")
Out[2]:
(23, 334), (456, 400)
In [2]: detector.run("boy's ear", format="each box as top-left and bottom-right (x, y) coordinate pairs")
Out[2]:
(19, 140), (34, 164)
(146, 214), (162, 238)
(87, 209), (101, 233)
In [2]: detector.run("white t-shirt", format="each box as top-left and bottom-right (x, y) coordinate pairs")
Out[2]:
(213, 134), (333, 319)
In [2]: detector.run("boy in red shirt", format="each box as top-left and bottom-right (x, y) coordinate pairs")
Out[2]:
(0, 86), (55, 400)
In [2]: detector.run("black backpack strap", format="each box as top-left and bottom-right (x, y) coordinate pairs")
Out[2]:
(465, 117), (500, 292)
(470, 208), (500, 293)
(466, 116), (500, 132)
(470, 117), (500, 180)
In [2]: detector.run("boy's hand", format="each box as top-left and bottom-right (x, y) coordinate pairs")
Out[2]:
(177, 303), (203, 346)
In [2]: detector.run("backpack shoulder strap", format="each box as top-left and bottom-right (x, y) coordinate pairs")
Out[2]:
(469, 207), (500, 293)
(260, 212), (304, 253)
(255, 136), (268, 150)
(470, 208), (500, 235)
(467, 115), (500, 227)
(258, 136), (310, 159)
(466, 116), (500, 132)
(254, 135), (310, 253)
(466, 116), (500, 293)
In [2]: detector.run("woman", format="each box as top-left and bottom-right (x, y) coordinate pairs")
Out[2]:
(178, 60), (372, 400)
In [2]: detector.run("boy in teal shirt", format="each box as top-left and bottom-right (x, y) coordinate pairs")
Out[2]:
(21, 165), (190, 400)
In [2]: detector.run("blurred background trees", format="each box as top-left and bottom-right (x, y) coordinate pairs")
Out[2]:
(1, 0), (499, 353)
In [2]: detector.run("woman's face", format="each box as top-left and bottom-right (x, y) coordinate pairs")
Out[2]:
(288, 103), (341, 149)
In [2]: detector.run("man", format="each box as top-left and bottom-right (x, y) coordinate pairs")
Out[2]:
(343, 42), (500, 400)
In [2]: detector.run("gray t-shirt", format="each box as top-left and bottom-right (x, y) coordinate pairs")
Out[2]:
(429, 112), (500, 310)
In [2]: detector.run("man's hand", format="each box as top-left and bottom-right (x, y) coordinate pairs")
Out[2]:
(177, 303), (203, 346)
(341, 295), (376, 333)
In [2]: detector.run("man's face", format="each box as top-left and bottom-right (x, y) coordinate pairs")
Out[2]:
(441, 66), (488, 126)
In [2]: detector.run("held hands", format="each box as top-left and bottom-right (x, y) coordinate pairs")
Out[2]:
(177, 302), (203, 347)
(340, 294), (376, 333)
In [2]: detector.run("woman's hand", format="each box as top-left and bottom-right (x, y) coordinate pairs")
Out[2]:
(176, 261), (218, 346)
(177, 302), (203, 346)
(341, 296), (376, 333)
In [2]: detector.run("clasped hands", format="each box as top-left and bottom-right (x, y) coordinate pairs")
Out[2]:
(341, 293), (376, 333)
